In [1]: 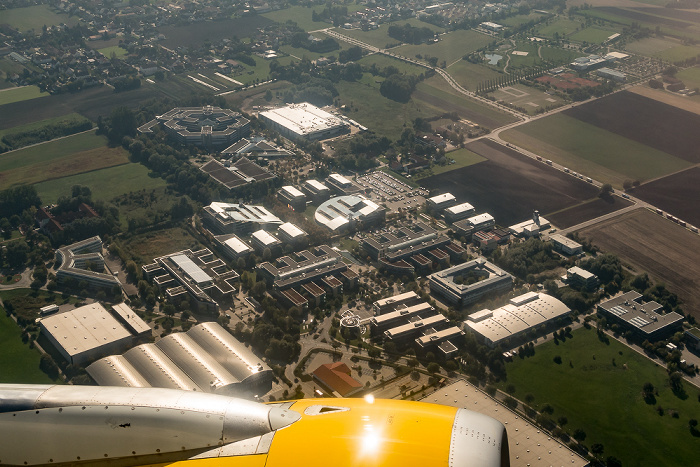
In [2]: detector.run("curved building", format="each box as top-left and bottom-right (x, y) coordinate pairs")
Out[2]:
(314, 195), (384, 232)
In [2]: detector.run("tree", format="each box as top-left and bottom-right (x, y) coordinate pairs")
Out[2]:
(573, 428), (586, 441)
(591, 443), (604, 455)
(427, 362), (441, 374)
(367, 347), (381, 360)
(599, 183), (613, 198)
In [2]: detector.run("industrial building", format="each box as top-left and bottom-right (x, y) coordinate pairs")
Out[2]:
(326, 173), (361, 195)
(444, 202), (476, 223)
(302, 179), (331, 203)
(314, 195), (385, 232)
(464, 292), (570, 347)
(39, 303), (150, 365)
(429, 258), (513, 307)
(221, 137), (293, 159)
(251, 229), (282, 253)
(480, 22), (504, 32)
(312, 362), (363, 397)
(142, 249), (239, 313)
(384, 314), (450, 342)
(565, 266), (599, 291)
(138, 106), (250, 148)
(370, 302), (436, 332)
(200, 156), (275, 191)
(415, 327), (465, 357)
(508, 211), (550, 237)
(549, 234), (583, 255)
(277, 185), (307, 212)
(453, 213), (496, 240)
(570, 54), (609, 72)
(55, 236), (122, 293)
(202, 202), (283, 234)
(277, 222), (307, 246)
(597, 291), (684, 340)
(213, 234), (252, 260)
(257, 245), (346, 291)
(259, 103), (349, 140)
(596, 67), (626, 82)
(373, 291), (422, 315)
(426, 193), (457, 212)
(87, 322), (273, 397)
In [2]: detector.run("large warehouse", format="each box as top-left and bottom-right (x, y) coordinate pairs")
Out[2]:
(464, 292), (570, 347)
(259, 103), (349, 140)
(314, 195), (384, 232)
(87, 322), (273, 397)
(38, 303), (150, 365)
(597, 291), (684, 340)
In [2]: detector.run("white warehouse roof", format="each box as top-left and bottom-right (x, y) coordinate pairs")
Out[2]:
(428, 193), (455, 205)
(251, 229), (279, 246)
(445, 202), (475, 215)
(224, 236), (252, 255)
(260, 103), (346, 137)
(279, 222), (306, 239)
(281, 185), (305, 198)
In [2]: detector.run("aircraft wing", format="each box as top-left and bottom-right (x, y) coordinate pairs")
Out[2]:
(0, 384), (509, 467)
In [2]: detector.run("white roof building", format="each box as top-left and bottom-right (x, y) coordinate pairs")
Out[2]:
(251, 229), (281, 251)
(278, 222), (306, 243)
(259, 103), (349, 140)
(427, 193), (456, 210)
(464, 293), (570, 347)
(315, 195), (384, 232)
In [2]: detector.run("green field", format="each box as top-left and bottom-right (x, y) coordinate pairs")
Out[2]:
(396, 30), (493, 65)
(536, 18), (585, 38)
(569, 26), (619, 44)
(0, 112), (90, 144)
(505, 43), (541, 70)
(0, 131), (130, 189)
(35, 163), (166, 205)
(676, 66), (700, 90)
(501, 113), (692, 187)
(262, 5), (330, 32)
(358, 53), (428, 75)
(419, 148), (485, 178)
(539, 46), (579, 64)
(0, 85), (49, 106)
(97, 46), (128, 59)
(1, 4), (79, 32)
(490, 83), (563, 114)
(625, 36), (682, 56)
(447, 60), (503, 90)
(655, 45), (700, 62)
(339, 19), (445, 50)
(499, 12), (549, 28)
(123, 227), (202, 263)
(0, 306), (57, 384)
(498, 327), (700, 466)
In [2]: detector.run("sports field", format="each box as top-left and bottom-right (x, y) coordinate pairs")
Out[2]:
(0, 131), (130, 189)
(568, 26), (619, 43)
(98, 46), (128, 59)
(0, 86), (49, 106)
(490, 84), (564, 114)
(35, 163), (166, 204)
(0, 307), (56, 384)
(535, 18), (584, 38)
(499, 327), (700, 467)
(501, 113), (691, 187)
(1, 4), (79, 32)
(396, 30), (492, 65)
(676, 66), (700, 90)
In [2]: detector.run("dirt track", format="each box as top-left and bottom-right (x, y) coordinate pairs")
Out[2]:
(578, 209), (700, 320)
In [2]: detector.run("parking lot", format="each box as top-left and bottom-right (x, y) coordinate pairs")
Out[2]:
(355, 170), (428, 214)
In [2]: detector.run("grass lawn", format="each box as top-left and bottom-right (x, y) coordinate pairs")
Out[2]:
(357, 53), (427, 75)
(539, 46), (579, 64)
(1, 4), (79, 32)
(335, 76), (441, 140)
(624, 36), (680, 56)
(417, 148), (485, 179)
(97, 46), (128, 59)
(340, 19), (445, 50)
(569, 26), (619, 44)
(501, 113), (691, 187)
(396, 29), (492, 65)
(446, 60), (503, 91)
(0, 112), (91, 150)
(499, 12), (549, 28)
(0, 308), (57, 384)
(262, 5), (329, 32)
(498, 327), (700, 466)
(490, 83), (564, 114)
(0, 131), (130, 189)
(655, 44), (700, 62)
(536, 18), (584, 38)
(0, 85), (49, 106)
(505, 42), (542, 70)
(35, 163), (166, 205)
(676, 66), (700, 90)
(122, 226), (202, 263)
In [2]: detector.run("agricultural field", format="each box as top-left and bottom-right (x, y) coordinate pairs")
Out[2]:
(416, 148), (485, 179)
(629, 167), (700, 226)
(357, 53), (427, 75)
(0, 131), (129, 189)
(416, 76), (519, 129)
(578, 208), (700, 319)
(158, 16), (273, 49)
(627, 84), (700, 113)
(499, 327), (700, 467)
(0, 85), (49, 106)
(446, 60), (503, 91)
(675, 66), (700, 90)
(625, 36), (687, 56)
(419, 139), (599, 226)
(489, 84), (564, 114)
(562, 91), (700, 163)
(568, 26), (619, 44)
(535, 18), (585, 38)
(97, 46), (128, 59)
(501, 112), (692, 187)
(0, 307), (56, 384)
(262, 5), (330, 32)
(122, 227), (202, 264)
(547, 196), (634, 229)
(338, 19), (445, 50)
(395, 29), (493, 65)
(499, 12), (550, 28)
(0, 112), (90, 150)
(579, 7), (700, 41)
(1, 4), (80, 32)
(34, 163), (166, 205)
